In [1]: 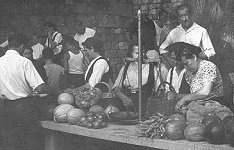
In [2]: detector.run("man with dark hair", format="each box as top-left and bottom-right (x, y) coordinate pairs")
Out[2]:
(74, 19), (96, 49)
(160, 3), (215, 59)
(44, 21), (63, 65)
(0, 33), (50, 150)
(82, 37), (112, 87)
(126, 11), (156, 52)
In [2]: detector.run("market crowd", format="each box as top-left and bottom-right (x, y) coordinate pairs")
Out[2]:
(0, 3), (233, 150)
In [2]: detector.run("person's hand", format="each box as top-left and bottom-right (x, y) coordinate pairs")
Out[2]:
(122, 96), (133, 107)
(199, 52), (207, 59)
(175, 98), (187, 112)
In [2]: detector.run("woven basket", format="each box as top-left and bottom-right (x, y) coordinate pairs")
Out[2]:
(94, 82), (114, 108)
(147, 81), (178, 117)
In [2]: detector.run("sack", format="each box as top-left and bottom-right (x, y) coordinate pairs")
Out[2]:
(147, 81), (178, 116)
(186, 100), (233, 123)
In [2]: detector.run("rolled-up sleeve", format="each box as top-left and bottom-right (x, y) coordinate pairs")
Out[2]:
(202, 30), (215, 58)
(24, 60), (44, 90)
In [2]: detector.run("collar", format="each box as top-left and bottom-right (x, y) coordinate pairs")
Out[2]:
(177, 22), (200, 33)
(5, 50), (21, 56)
(52, 31), (58, 37)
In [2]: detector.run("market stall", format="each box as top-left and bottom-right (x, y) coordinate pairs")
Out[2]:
(41, 121), (234, 150)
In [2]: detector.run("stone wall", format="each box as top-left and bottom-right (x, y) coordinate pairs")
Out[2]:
(132, 0), (183, 19)
(0, 0), (133, 79)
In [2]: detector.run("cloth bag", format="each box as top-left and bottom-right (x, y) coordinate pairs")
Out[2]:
(186, 100), (233, 123)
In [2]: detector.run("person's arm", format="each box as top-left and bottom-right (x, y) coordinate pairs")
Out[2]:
(175, 81), (213, 112)
(24, 60), (51, 94)
(112, 66), (133, 107)
(113, 87), (133, 106)
(201, 29), (215, 58)
(63, 51), (70, 73)
(88, 59), (109, 87)
(159, 31), (173, 54)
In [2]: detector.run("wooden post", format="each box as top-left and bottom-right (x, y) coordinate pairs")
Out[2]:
(137, 9), (142, 121)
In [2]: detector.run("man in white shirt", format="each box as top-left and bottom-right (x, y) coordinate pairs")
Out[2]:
(82, 37), (111, 88)
(31, 35), (44, 60)
(0, 33), (50, 150)
(74, 19), (96, 50)
(160, 4), (215, 59)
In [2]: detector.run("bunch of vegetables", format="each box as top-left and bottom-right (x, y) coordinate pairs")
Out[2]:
(136, 113), (171, 139)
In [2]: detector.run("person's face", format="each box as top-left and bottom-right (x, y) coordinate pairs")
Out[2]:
(83, 45), (94, 59)
(170, 52), (182, 68)
(75, 24), (85, 35)
(32, 36), (39, 44)
(178, 8), (193, 30)
(132, 45), (139, 59)
(181, 56), (198, 73)
(23, 48), (33, 60)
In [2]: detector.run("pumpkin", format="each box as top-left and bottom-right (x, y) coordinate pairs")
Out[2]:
(53, 104), (74, 123)
(168, 113), (186, 122)
(66, 108), (85, 125)
(165, 120), (187, 140)
(57, 93), (74, 105)
(184, 123), (206, 142)
(223, 116), (234, 146)
(202, 114), (221, 126)
(205, 122), (226, 144)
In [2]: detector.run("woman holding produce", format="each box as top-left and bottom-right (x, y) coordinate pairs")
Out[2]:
(175, 44), (233, 122)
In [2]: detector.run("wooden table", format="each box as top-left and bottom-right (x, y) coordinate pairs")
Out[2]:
(41, 121), (234, 150)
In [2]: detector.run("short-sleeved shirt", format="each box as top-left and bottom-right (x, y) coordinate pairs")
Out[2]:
(0, 50), (44, 100)
(74, 27), (96, 50)
(185, 60), (223, 100)
(84, 56), (109, 87)
(44, 64), (64, 92)
(160, 23), (215, 58)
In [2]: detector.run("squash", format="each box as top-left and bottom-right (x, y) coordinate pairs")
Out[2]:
(184, 123), (206, 142)
(205, 122), (226, 144)
(165, 120), (186, 140)
(202, 114), (221, 126)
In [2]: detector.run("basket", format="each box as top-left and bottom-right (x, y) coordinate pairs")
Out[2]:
(146, 81), (178, 117)
(94, 82), (114, 108)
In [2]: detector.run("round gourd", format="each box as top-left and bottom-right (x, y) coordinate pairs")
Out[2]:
(165, 120), (187, 140)
(67, 108), (85, 125)
(202, 114), (221, 126)
(184, 123), (206, 142)
(168, 113), (186, 122)
(205, 122), (226, 144)
(57, 93), (74, 105)
(53, 104), (74, 123)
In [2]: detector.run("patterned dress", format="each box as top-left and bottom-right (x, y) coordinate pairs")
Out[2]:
(44, 63), (64, 94)
(185, 60), (223, 101)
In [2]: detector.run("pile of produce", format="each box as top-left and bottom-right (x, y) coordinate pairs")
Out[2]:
(136, 112), (234, 147)
(136, 112), (171, 139)
(77, 111), (107, 129)
(64, 86), (102, 109)
(48, 91), (108, 129)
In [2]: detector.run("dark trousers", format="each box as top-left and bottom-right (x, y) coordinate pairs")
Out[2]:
(67, 73), (85, 88)
(0, 96), (47, 150)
